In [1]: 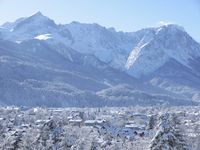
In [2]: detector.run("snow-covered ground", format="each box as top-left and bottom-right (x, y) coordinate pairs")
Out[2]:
(0, 106), (199, 149)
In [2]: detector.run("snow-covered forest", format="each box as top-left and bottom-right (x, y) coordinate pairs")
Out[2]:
(0, 106), (199, 150)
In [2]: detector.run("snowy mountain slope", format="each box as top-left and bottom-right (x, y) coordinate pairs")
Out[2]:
(147, 58), (200, 102)
(125, 24), (200, 77)
(62, 22), (139, 69)
(0, 12), (200, 105)
(124, 25), (200, 101)
(0, 39), (139, 91)
(0, 12), (72, 46)
(0, 39), (109, 106)
(1, 17), (26, 31)
(0, 13), (138, 70)
(1, 13), (200, 76)
(63, 22), (200, 101)
(0, 38), (192, 106)
(97, 85), (196, 106)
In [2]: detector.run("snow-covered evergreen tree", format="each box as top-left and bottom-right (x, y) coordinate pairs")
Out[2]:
(148, 115), (156, 130)
(149, 113), (190, 150)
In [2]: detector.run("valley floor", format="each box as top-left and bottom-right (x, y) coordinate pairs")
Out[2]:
(0, 106), (199, 149)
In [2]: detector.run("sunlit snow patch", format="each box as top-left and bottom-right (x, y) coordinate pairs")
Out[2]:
(15, 41), (22, 44)
(34, 34), (52, 40)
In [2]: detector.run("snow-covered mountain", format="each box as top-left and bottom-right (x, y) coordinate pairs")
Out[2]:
(126, 25), (200, 77)
(0, 13), (136, 70)
(0, 12), (200, 106)
(125, 25), (200, 101)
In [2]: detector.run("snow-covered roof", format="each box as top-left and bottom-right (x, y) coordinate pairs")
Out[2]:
(85, 120), (96, 124)
(69, 119), (82, 123)
(85, 119), (105, 124)
(125, 124), (146, 129)
(36, 119), (50, 124)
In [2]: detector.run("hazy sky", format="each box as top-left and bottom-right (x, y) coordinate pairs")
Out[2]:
(0, 0), (200, 42)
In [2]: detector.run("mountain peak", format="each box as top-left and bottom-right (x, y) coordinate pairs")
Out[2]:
(125, 23), (200, 78)
(28, 11), (52, 22)
(13, 11), (57, 31)
(30, 11), (46, 19)
(159, 23), (183, 29)
(156, 24), (185, 35)
(33, 11), (43, 16)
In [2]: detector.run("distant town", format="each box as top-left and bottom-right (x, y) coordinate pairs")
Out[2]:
(0, 106), (199, 149)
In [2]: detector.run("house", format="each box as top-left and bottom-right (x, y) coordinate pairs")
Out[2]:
(127, 114), (149, 127)
(67, 116), (73, 120)
(35, 119), (50, 126)
(125, 124), (146, 130)
(84, 119), (106, 126)
(69, 119), (83, 127)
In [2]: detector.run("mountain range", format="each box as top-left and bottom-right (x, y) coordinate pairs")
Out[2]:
(0, 12), (199, 107)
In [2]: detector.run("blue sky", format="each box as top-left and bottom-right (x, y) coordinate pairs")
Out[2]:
(0, 0), (200, 41)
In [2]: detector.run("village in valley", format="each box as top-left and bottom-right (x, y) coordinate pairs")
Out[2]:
(0, 106), (200, 149)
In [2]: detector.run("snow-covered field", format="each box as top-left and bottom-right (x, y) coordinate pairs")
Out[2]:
(0, 106), (199, 149)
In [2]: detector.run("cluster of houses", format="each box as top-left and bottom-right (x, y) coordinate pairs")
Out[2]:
(0, 107), (152, 140)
